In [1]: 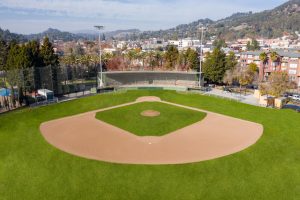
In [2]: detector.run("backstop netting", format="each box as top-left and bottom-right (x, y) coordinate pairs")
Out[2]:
(100, 71), (200, 89)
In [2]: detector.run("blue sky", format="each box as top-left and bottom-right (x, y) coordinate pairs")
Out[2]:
(0, 0), (287, 34)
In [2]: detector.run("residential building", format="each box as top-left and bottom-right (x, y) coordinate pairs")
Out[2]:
(168, 38), (200, 51)
(240, 51), (300, 86)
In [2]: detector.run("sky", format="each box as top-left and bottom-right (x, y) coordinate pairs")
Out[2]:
(0, 0), (288, 34)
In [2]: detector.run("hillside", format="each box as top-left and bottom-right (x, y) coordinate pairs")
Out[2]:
(25, 28), (86, 42)
(0, 28), (27, 42)
(1, 0), (299, 42)
(76, 29), (141, 40)
(140, 0), (300, 40)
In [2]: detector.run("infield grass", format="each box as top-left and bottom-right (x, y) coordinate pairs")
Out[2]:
(96, 102), (206, 136)
(0, 90), (300, 199)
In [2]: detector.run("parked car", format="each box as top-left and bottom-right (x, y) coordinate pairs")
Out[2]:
(246, 85), (258, 89)
(291, 95), (300, 102)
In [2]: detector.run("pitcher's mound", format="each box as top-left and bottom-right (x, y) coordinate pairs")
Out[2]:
(141, 110), (160, 117)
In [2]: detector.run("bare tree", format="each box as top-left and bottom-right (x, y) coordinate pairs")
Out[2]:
(268, 71), (290, 97)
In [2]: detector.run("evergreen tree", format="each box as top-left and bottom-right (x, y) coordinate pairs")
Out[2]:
(0, 39), (8, 71)
(40, 37), (59, 67)
(212, 39), (227, 49)
(252, 39), (260, 50)
(40, 37), (59, 94)
(6, 41), (22, 70)
(165, 45), (179, 69)
(246, 41), (252, 51)
(186, 48), (199, 71)
(202, 48), (226, 83)
(6, 42), (23, 108)
(247, 39), (260, 51)
(25, 40), (43, 90)
(225, 51), (237, 71)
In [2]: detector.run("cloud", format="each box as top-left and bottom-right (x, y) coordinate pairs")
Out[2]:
(0, 0), (287, 34)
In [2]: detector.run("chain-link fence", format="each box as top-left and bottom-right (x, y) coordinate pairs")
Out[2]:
(0, 64), (98, 109)
(36, 65), (98, 96)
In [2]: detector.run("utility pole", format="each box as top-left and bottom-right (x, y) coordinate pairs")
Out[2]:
(198, 24), (206, 88)
(94, 25), (104, 88)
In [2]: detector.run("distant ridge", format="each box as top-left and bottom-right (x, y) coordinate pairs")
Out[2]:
(0, 27), (27, 42)
(140, 0), (300, 40)
(1, 0), (299, 42)
(25, 28), (85, 42)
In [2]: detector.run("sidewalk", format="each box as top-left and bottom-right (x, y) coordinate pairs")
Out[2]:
(203, 88), (260, 106)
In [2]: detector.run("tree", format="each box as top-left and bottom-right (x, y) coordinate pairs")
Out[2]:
(0, 39), (8, 71)
(270, 51), (279, 62)
(102, 53), (113, 70)
(259, 52), (268, 81)
(252, 39), (260, 50)
(40, 37), (59, 93)
(125, 49), (138, 69)
(6, 41), (22, 70)
(147, 51), (156, 70)
(268, 71), (290, 97)
(202, 48), (226, 83)
(5, 42), (23, 108)
(223, 68), (238, 86)
(164, 45), (179, 69)
(246, 39), (260, 51)
(186, 48), (199, 71)
(25, 40), (43, 92)
(155, 51), (164, 68)
(177, 51), (188, 70)
(237, 63), (258, 94)
(40, 37), (59, 67)
(212, 39), (227, 49)
(259, 82), (270, 96)
(248, 62), (258, 73)
(139, 51), (147, 70)
(74, 45), (85, 56)
(107, 56), (126, 71)
(270, 51), (280, 72)
(223, 60), (240, 86)
(225, 51), (237, 71)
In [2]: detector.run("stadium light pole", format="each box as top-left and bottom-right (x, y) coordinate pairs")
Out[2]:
(198, 24), (206, 88)
(94, 25), (104, 88)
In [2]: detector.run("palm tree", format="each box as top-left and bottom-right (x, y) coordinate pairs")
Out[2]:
(270, 51), (280, 71)
(102, 52), (113, 69)
(158, 51), (165, 69)
(259, 52), (268, 82)
(139, 51), (147, 70)
(148, 51), (155, 71)
(125, 50), (137, 70)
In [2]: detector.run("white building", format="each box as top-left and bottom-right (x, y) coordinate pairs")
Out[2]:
(168, 38), (200, 50)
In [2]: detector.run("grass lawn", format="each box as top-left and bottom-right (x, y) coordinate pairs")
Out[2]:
(96, 102), (206, 136)
(1, 90), (300, 199)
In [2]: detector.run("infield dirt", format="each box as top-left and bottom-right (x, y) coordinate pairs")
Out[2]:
(40, 96), (263, 164)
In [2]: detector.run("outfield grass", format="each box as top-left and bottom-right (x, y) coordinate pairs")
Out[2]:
(96, 102), (206, 136)
(1, 90), (300, 199)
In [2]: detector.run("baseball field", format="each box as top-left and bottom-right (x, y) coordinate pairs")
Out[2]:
(1, 90), (299, 199)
